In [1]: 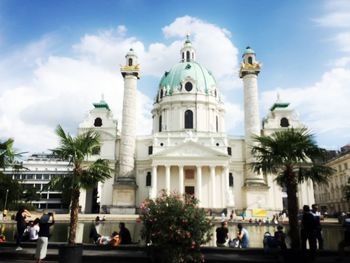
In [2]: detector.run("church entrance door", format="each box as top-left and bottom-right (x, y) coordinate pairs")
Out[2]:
(185, 186), (195, 195)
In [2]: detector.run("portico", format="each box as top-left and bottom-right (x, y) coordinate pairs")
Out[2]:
(149, 160), (234, 208)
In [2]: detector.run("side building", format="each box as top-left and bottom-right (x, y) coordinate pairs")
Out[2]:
(314, 145), (350, 214)
(4, 153), (72, 211)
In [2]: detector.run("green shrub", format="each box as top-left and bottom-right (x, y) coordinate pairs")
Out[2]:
(140, 191), (212, 263)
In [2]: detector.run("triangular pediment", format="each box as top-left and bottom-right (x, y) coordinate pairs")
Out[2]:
(152, 141), (228, 159)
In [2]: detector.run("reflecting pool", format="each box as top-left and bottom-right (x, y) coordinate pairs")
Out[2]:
(1, 221), (344, 250)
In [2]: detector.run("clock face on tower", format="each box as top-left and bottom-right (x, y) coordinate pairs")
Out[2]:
(185, 82), (193, 92)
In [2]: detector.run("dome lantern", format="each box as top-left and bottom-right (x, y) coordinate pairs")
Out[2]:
(180, 34), (196, 62)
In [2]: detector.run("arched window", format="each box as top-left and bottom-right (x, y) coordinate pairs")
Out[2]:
(280, 117), (290, 127)
(159, 115), (162, 132)
(216, 116), (219, 132)
(94, 117), (102, 127)
(128, 58), (133, 66)
(248, 56), (253, 64)
(186, 51), (190, 62)
(184, 110), (193, 129)
(146, 172), (152, 187)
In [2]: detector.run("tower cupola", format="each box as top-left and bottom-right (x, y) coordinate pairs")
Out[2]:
(180, 34), (196, 62)
(239, 46), (261, 78)
(125, 48), (138, 66)
(121, 48), (140, 79)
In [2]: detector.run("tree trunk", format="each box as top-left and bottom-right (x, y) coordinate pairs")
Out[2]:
(286, 172), (300, 249)
(68, 188), (80, 245)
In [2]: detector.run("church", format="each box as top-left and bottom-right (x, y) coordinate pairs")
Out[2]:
(77, 37), (315, 217)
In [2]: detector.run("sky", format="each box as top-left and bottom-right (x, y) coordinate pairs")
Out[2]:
(0, 0), (349, 154)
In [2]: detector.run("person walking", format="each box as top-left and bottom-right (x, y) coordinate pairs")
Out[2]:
(301, 205), (316, 261)
(35, 212), (55, 263)
(311, 204), (323, 250)
(15, 207), (31, 250)
(119, 222), (131, 244)
(216, 221), (229, 247)
(237, 223), (249, 248)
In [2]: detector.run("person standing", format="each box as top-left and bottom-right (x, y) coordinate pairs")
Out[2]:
(337, 212), (350, 261)
(311, 204), (323, 250)
(15, 207), (31, 250)
(216, 221), (229, 247)
(237, 223), (249, 248)
(301, 205), (316, 260)
(35, 212), (55, 263)
(119, 222), (131, 244)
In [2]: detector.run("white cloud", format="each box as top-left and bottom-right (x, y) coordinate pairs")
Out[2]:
(332, 32), (350, 52)
(0, 16), (242, 153)
(261, 67), (350, 148)
(313, 12), (350, 28)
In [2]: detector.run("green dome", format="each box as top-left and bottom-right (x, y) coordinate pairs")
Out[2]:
(243, 46), (255, 55)
(158, 61), (217, 95)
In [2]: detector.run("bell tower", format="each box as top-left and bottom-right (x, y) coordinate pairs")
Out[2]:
(112, 48), (140, 214)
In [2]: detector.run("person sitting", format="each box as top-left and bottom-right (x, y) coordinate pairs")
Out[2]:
(109, 231), (121, 247)
(237, 223), (249, 248)
(274, 225), (287, 250)
(89, 221), (101, 244)
(216, 221), (228, 247)
(119, 222), (132, 244)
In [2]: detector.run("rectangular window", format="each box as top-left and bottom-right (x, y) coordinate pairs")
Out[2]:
(148, 146), (153, 155)
(227, 147), (232, 156)
(146, 172), (152, 187)
(185, 170), (195, 179)
(344, 163), (348, 170)
(36, 174), (42, 180)
(229, 173), (234, 187)
(44, 174), (50, 180)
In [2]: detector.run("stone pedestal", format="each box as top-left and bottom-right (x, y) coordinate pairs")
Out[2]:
(243, 184), (269, 216)
(111, 177), (138, 214)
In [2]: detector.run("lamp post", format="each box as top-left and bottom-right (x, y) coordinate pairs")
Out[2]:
(4, 189), (9, 211)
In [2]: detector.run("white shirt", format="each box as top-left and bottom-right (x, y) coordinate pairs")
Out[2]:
(29, 225), (40, 240)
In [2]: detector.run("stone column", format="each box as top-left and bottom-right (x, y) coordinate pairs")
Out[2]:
(179, 165), (184, 196)
(165, 165), (171, 195)
(151, 165), (158, 199)
(196, 165), (202, 203)
(210, 166), (216, 208)
(239, 47), (265, 186)
(112, 49), (140, 214)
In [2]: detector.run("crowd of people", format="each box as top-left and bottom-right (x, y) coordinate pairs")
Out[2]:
(11, 207), (133, 263)
(5, 205), (350, 261)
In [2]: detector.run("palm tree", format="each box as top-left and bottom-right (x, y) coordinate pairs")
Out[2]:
(0, 138), (18, 170)
(53, 125), (112, 245)
(251, 128), (333, 249)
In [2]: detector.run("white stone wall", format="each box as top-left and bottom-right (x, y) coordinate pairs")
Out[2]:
(152, 93), (224, 133)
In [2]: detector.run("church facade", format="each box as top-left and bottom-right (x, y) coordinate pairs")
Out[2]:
(78, 38), (314, 216)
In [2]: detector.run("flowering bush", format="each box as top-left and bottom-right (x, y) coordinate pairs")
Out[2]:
(140, 191), (212, 263)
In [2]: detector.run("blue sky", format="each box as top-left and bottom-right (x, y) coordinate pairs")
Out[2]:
(0, 0), (349, 153)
